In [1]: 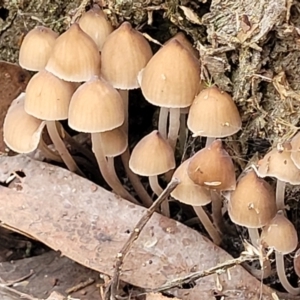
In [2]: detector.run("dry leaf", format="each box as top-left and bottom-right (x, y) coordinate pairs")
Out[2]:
(179, 6), (202, 25)
(0, 155), (280, 299)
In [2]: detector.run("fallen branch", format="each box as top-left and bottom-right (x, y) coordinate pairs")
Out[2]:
(105, 178), (180, 300)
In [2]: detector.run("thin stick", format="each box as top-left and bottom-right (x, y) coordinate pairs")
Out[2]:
(104, 178), (180, 300)
(46, 121), (84, 176)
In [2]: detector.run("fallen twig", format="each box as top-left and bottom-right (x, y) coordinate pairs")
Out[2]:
(105, 178), (180, 300)
(65, 277), (95, 294)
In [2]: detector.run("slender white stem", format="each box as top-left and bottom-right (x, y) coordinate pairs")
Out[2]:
(118, 89), (129, 134)
(276, 251), (300, 295)
(149, 175), (170, 217)
(210, 191), (225, 233)
(168, 108), (180, 151)
(193, 206), (222, 245)
(38, 138), (62, 162)
(205, 137), (215, 147)
(179, 113), (187, 155)
(46, 121), (84, 176)
(158, 107), (169, 139)
(248, 228), (260, 247)
(91, 133), (139, 204)
(121, 148), (153, 207)
(276, 180), (286, 210)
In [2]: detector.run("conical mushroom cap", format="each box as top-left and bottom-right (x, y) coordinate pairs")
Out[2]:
(171, 159), (211, 206)
(68, 76), (124, 133)
(45, 23), (100, 82)
(25, 70), (77, 120)
(129, 130), (175, 176)
(257, 143), (300, 185)
(19, 26), (58, 71)
(140, 39), (200, 108)
(261, 213), (298, 255)
(187, 139), (236, 190)
(78, 6), (113, 51)
(4, 93), (45, 153)
(187, 86), (241, 137)
(228, 170), (277, 228)
(101, 22), (153, 89)
(290, 132), (300, 169)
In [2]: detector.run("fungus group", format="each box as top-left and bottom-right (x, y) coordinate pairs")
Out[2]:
(3, 4), (300, 296)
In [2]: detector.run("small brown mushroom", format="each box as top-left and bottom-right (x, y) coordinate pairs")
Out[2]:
(261, 212), (300, 295)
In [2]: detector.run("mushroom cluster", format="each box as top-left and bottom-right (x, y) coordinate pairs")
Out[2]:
(3, 4), (300, 295)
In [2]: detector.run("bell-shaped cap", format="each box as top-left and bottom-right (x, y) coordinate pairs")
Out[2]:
(187, 139), (236, 190)
(228, 170), (277, 228)
(257, 143), (300, 185)
(140, 39), (200, 108)
(4, 93), (45, 153)
(68, 76), (124, 133)
(78, 6), (113, 51)
(261, 213), (298, 255)
(101, 22), (152, 89)
(25, 70), (77, 120)
(187, 86), (241, 138)
(129, 130), (175, 176)
(19, 26), (58, 71)
(45, 23), (100, 82)
(290, 132), (300, 169)
(171, 159), (211, 206)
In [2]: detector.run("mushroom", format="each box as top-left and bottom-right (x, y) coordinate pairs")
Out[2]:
(78, 5), (113, 51)
(171, 158), (221, 245)
(24, 69), (83, 175)
(140, 39), (200, 150)
(129, 130), (175, 216)
(187, 86), (241, 147)
(3, 93), (61, 162)
(290, 132), (300, 168)
(68, 76), (138, 204)
(261, 212), (300, 295)
(228, 170), (277, 247)
(45, 23), (100, 82)
(187, 139), (236, 232)
(19, 26), (58, 71)
(293, 248), (300, 278)
(100, 21), (153, 133)
(256, 142), (300, 210)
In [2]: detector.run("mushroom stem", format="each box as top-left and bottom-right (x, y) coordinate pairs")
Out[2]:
(210, 190), (226, 233)
(46, 121), (84, 176)
(158, 107), (169, 139)
(193, 205), (222, 245)
(276, 180), (286, 210)
(179, 113), (187, 155)
(118, 89), (129, 134)
(276, 251), (300, 295)
(91, 133), (139, 204)
(38, 138), (62, 162)
(168, 108), (180, 151)
(205, 137), (216, 147)
(121, 148), (153, 207)
(149, 175), (170, 217)
(248, 227), (260, 247)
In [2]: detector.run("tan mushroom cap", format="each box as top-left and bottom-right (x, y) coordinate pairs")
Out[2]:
(140, 39), (200, 108)
(257, 142), (300, 184)
(187, 86), (242, 138)
(228, 170), (277, 228)
(129, 130), (175, 176)
(19, 26), (58, 71)
(25, 70), (77, 121)
(45, 23), (100, 82)
(3, 93), (45, 153)
(187, 139), (236, 190)
(101, 22), (153, 89)
(290, 132), (300, 169)
(68, 76), (124, 133)
(166, 32), (199, 59)
(96, 127), (128, 157)
(78, 6), (113, 51)
(261, 213), (298, 255)
(171, 159), (211, 206)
